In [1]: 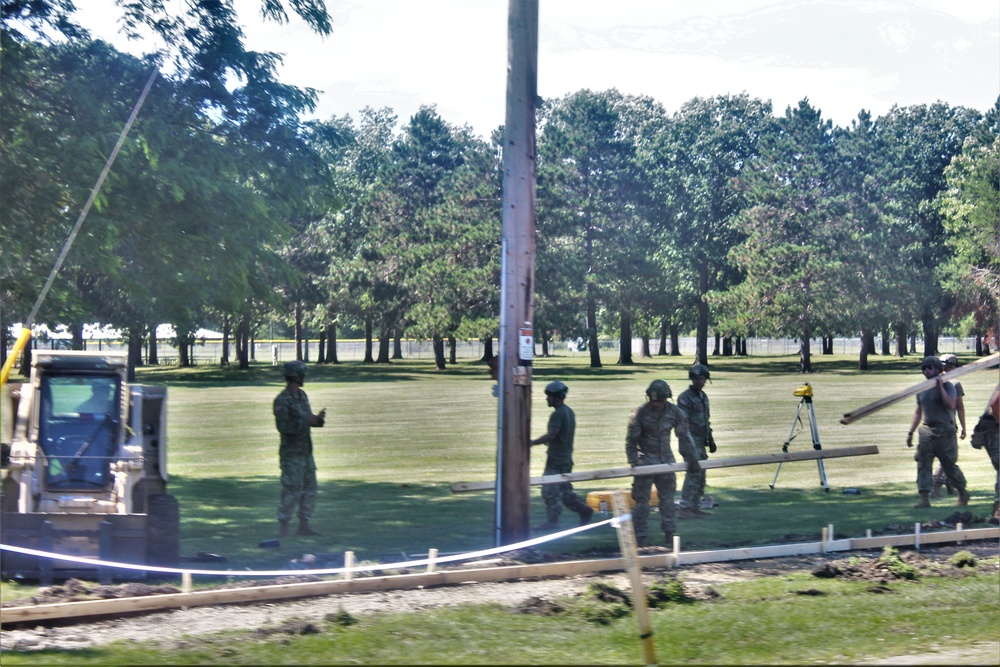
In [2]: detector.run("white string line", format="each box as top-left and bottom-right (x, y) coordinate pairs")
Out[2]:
(0, 515), (629, 578)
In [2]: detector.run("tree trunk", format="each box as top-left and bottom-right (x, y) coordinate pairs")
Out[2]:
(178, 337), (190, 368)
(317, 332), (326, 364)
(922, 312), (937, 357)
(670, 324), (681, 356)
(126, 330), (141, 382)
(641, 333), (651, 358)
(482, 336), (494, 361)
(236, 310), (251, 369)
(392, 329), (404, 359)
(586, 297), (601, 368)
(617, 308), (633, 365)
(975, 334), (983, 356)
(799, 326), (812, 373)
(712, 331), (720, 356)
(448, 335), (457, 364)
(880, 327), (890, 355)
(859, 327), (870, 371)
(432, 334), (446, 370)
(865, 330), (876, 355)
(739, 336), (748, 356)
(71, 322), (84, 351)
(894, 323), (907, 357)
(376, 326), (391, 363)
(326, 321), (339, 364)
(294, 302), (303, 361)
(363, 317), (375, 363)
(658, 320), (668, 356)
(221, 314), (230, 366)
(540, 332), (549, 357)
(696, 258), (709, 366)
(722, 335), (732, 357)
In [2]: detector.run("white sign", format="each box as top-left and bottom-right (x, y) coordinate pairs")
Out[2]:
(518, 325), (533, 360)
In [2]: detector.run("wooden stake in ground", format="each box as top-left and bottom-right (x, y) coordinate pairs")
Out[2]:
(451, 446), (879, 493)
(612, 491), (656, 667)
(840, 352), (999, 425)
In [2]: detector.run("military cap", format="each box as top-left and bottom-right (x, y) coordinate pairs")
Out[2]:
(689, 363), (711, 379)
(544, 380), (569, 398)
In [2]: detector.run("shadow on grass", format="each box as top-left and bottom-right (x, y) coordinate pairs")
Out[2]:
(132, 352), (965, 390)
(168, 474), (992, 573)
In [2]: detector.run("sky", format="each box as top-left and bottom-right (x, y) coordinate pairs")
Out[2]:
(73, 0), (1000, 138)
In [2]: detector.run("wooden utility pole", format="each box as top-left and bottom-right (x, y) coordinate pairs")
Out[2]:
(495, 0), (538, 546)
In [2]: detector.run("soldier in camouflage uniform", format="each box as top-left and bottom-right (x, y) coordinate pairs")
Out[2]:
(906, 356), (969, 509)
(625, 380), (694, 546)
(677, 364), (716, 518)
(529, 381), (594, 531)
(930, 354), (967, 497)
(971, 383), (1000, 523)
(273, 360), (326, 538)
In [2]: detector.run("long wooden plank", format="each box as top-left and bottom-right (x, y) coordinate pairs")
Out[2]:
(450, 445), (879, 493)
(840, 352), (999, 425)
(3, 526), (996, 626)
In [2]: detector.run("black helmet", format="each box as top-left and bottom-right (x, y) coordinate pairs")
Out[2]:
(920, 356), (942, 371)
(939, 354), (958, 369)
(646, 379), (672, 400)
(544, 381), (568, 399)
(284, 360), (308, 379)
(689, 363), (711, 380)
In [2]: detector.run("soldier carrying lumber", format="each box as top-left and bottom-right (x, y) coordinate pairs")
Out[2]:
(529, 381), (594, 531)
(906, 356), (969, 509)
(677, 364), (716, 518)
(625, 380), (694, 547)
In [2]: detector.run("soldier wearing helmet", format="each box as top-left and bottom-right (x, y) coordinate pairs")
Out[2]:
(529, 381), (593, 530)
(906, 355), (968, 509)
(624, 379), (693, 546)
(273, 360), (327, 538)
(931, 354), (967, 498)
(677, 364), (716, 518)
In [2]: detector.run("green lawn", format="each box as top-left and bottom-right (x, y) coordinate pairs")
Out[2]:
(6, 352), (997, 569)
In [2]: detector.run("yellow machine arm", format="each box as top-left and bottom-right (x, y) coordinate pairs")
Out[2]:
(0, 329), (32, 389)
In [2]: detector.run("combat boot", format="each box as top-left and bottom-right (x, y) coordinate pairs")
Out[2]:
(929, 482), (944, 499)
(663, 532), (674, 546)
(989, 500), (999, 525)
(296, 519), (322, 536)
(579, 505), (595, 526)
(956, 488), (970, 506)
(278, 520), (290, 538)
(677, 507), (702, 519)
(913, 493), (931, 509)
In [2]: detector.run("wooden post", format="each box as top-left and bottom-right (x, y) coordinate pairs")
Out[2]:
(344, 551), (355, 581)
(496, 0), (538, 546)
(427, 548), (438, 573)
(612, 491), (657, 666)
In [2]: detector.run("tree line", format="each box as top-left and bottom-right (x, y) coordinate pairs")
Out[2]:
(2, 3), (997, 375)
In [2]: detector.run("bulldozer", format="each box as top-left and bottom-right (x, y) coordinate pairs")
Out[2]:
(1, 350), (178, 582)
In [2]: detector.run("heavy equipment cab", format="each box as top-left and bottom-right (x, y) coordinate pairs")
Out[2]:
(1, 351), (177, 582)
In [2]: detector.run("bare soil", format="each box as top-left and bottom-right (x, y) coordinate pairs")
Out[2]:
(2, 541), (997, 664)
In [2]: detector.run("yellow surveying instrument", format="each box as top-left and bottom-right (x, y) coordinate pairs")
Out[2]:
(770, 383), (829, 492)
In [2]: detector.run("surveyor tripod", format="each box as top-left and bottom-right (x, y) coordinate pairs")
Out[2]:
(770, 383), (829, 492)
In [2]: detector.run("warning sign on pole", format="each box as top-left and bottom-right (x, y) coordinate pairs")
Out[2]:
(518, 324), (533, 361)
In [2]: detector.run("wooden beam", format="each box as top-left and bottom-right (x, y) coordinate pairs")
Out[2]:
(451, 445), (879, 493)
(3, 525), (995, 627)
(840, 352), (999, 425)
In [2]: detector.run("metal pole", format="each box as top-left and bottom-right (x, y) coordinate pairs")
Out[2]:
(495, 0), (538, 546)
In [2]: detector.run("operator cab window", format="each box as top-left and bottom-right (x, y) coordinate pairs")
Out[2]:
(39, 375), (120, 490)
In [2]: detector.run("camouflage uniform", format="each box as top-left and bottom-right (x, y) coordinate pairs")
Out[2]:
(931, 380), (964, 495)
(274, 386), (319, 522)
(914, 382), (967, 497)
(626, 397), (691, 541)
(677, 385), (712, 510)
(539, 403), (589, 523)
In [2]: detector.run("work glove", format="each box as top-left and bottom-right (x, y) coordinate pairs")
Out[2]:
(708, 436), (717, 454)
(628, 459), (639, 468)
(687, 459), (701, 474)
